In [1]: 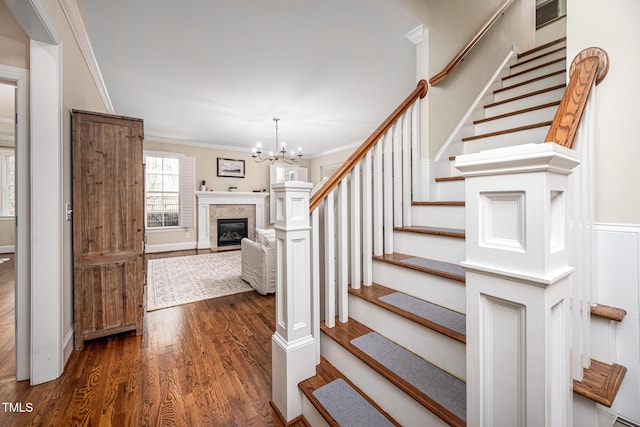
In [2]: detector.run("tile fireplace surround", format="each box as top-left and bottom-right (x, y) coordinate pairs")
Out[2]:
(196, 191), (268, 249)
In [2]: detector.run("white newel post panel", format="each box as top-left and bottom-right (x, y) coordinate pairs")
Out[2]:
(271, 181), (316, 422)
(456, 143), (580, 427)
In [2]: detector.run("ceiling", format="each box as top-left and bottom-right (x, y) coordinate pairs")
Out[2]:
(75, 0), (420, 156)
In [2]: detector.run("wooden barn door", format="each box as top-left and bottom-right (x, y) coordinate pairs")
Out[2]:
(72, 110), (144, 349)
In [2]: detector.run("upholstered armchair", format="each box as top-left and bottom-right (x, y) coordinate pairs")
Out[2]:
(240, 228), (276, 295)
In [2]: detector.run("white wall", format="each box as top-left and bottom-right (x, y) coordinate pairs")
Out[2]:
(398, 0), (535, 158)
(567, 0), (640, 225)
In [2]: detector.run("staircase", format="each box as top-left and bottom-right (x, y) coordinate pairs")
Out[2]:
(270, 37), (625, 426)
(291, 38), (570, 427)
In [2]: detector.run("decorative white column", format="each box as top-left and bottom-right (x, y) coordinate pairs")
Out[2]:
(271, 181), (316, 422)
(456, 143), (580, 427)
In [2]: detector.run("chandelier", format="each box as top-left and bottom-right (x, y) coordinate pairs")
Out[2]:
(252, 118), (302, 164)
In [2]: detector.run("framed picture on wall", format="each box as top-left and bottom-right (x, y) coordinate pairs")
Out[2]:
(217, 158), (245, 178)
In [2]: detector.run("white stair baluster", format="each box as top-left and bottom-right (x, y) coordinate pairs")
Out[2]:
(311, 207), (320, 364)
(411, 100), (421, 204)
(393, 123), (402, 227)
(383, 129), (394, 254)
(337, 180), (349, 323)
(402, 110), (412, 226)
(373, 141), (384, 256)
(324, 190), (336, 328)
(362, 152), (373, 286)
(350, 162), (361, 290)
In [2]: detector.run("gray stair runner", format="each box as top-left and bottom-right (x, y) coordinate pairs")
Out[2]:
(351, 332), (467, 422)
(313, 378), (395, 427)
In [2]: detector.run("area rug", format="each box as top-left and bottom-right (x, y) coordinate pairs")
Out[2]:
(146, 251), (252, 311)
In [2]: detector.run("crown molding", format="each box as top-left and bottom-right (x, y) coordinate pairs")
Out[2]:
(404, 24), (424, 45)
(144, 134), (251, 153)
(58, 0), (115, 113)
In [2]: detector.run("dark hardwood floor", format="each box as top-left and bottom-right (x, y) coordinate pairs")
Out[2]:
(0, 253), (15, 380)
(0, 249), (306, 426)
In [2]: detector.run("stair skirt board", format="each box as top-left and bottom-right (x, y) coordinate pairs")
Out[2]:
(411, 205), (465, 229)
(349, 295), (467, 380)
(312, 379), (396, 427)
(320, 334), (452, 427)
(372, 261), (466, 313)
(394, 231), (465, 265)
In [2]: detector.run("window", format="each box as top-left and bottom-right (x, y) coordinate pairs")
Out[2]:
(145, 154), (180, 228)
(144, 152), (195, 229)
(0, 148), (15, 217)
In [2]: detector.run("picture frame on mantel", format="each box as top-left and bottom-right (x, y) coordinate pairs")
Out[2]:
(217, 158), (245, 178)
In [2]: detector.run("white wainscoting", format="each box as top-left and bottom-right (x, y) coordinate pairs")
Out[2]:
(593, 223), (640, 423)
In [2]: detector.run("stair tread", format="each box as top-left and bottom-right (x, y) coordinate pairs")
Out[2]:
(518, 37), (566, 59)
(373, 252), (465, 282)
(503, 57), (566, 81)
(321, 318), (466, 426)
(573, 359), (627, 407)
(435, 175), (464, 182)
(484, 84), (566, 109)
(393, 225), (465, 238)
(412, 201), (465, 206)
(512, 46), (566, 69)
(474, 101), (561, 125)
(299, 357), (400, 427)
(591, 303), (627, 322)
(349, 283), (466, 343)
(495, 69), (565, 94)
(462, 121), (552, 142)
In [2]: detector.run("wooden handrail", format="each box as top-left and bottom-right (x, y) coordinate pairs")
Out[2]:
(545, 47), (609, 149)
(429, 0), (515, 86)
(309, 80), (428, 213)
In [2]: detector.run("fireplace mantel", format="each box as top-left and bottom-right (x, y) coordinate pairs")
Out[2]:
(196, 191), (268, 249)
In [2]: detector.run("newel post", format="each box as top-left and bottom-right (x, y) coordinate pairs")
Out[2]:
(271, 181), (316, 422)
(456, 143), (580, 426)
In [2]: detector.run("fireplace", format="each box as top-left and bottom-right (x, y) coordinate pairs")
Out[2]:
(217, 218), (248, 247)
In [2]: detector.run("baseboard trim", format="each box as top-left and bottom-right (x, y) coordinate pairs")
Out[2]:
(0, 245), (16, 254)
(145, 242), (198, 253)
(63, 326), (74, 367)
(0, 245), (15, 254)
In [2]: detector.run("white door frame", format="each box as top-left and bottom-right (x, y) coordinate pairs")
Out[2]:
(3, 0), (64, 384)
(0, 64), (30, 381)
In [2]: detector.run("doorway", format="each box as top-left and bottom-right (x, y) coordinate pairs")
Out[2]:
(0, 80), (16, 379)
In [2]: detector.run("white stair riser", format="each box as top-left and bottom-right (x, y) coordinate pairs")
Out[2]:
(503, 60), (565, 86)
(435, 179), (465, 201)
(511, 48), (566, 71)
(484, 87), (565, 116)
(349, 295), (466, 380)
(474, 104), (559, 135)
(411, 205), (465, 229)
(519, 42), (566, 60)
(394, 231), (465, 264)
(302, 397), (331, 427)
(463, 127), (549, 154)
(372, 261), (466, 313)
(590, 316), (617, 364)
(494, 72), (566, 102)
(320, 334), (450, 427)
